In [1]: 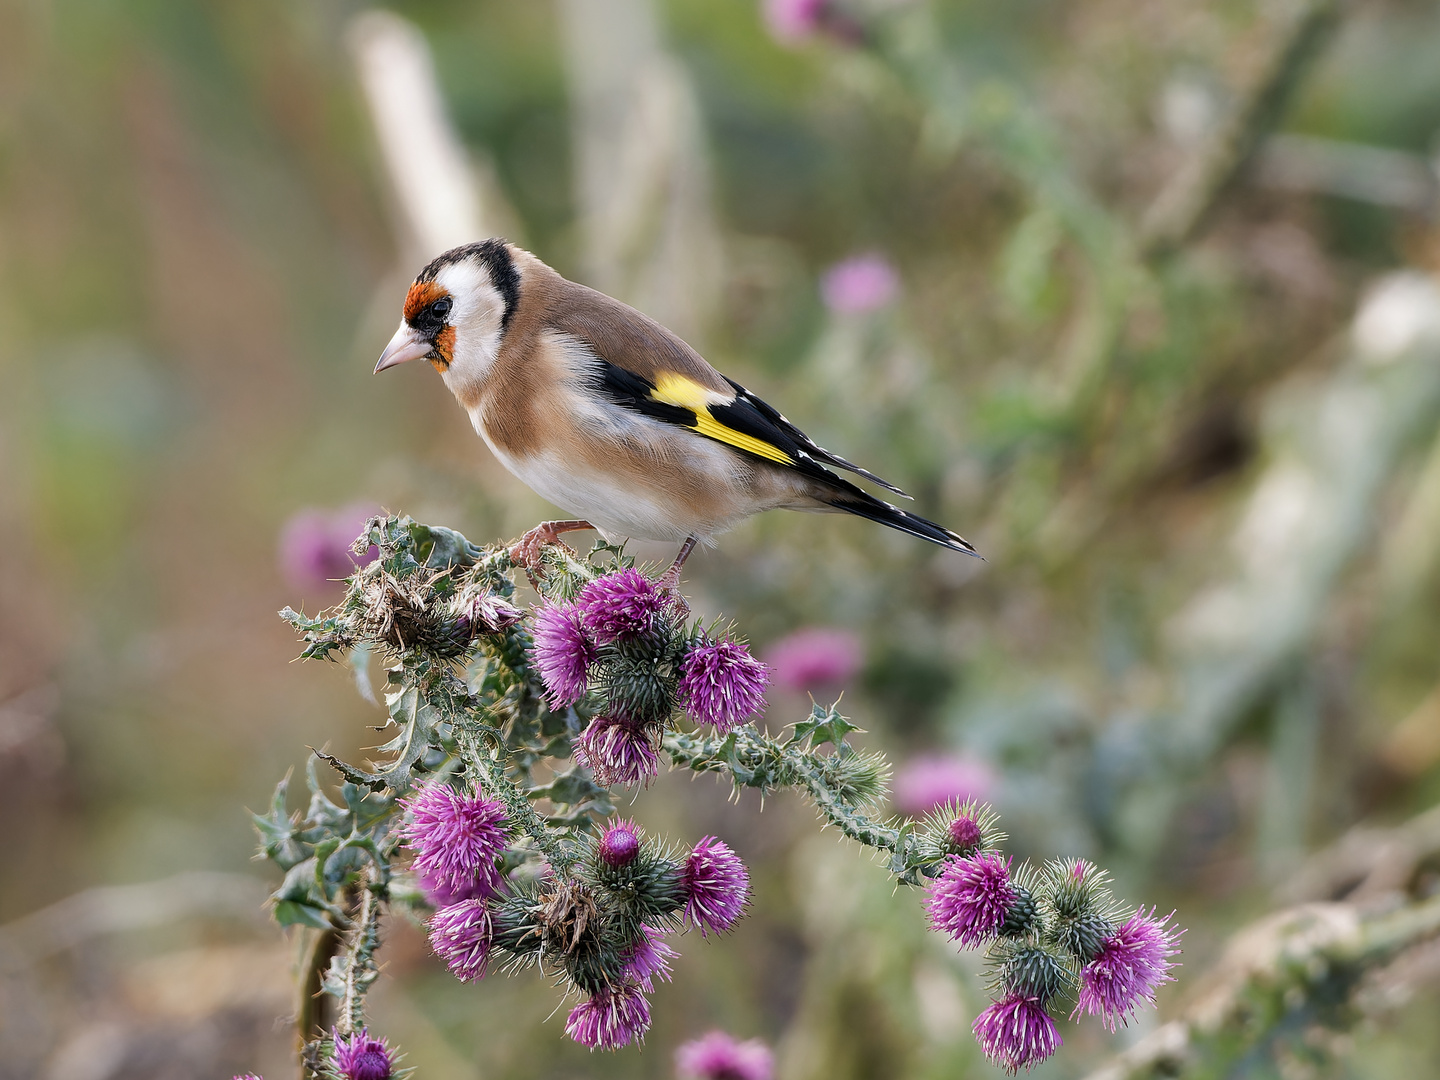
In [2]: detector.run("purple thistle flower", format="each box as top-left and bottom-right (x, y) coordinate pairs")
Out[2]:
(622, 924), (678, 992)
(232, 1075), (265, 1080)
(564, 983), (653, 1050)
(331, 1027), (396, 1080)
(576, 569), (666, 643)
(683, 836), (750, 935)
(399, 784), (509, 898)
(675, 1030), (775, 1080)
(949, 813), (984, 851)
(574, 715), (660, 787)
(1074, 907), (1182, 1031)
(765, 627), (863, 693)
(428, 898), (495, 982)
(892, 753), (995, 817)
(679, 635), (771, 733)
(926, 853), (1016, 947)
(972, 994), (1060, 1074)
(821, 254), (899, 314)
(599, 818), (642, 867)
(532, 602), (596, 707)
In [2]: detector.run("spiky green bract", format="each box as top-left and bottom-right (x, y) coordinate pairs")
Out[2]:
(565, 933), (636, 998)
(487, 880), (547, 965)
(913, 799), (1004, 867)
(1041, 858), (1121, 962)
(579, 830), (689, 940)
(1057, 911), (1117, 962)
(999, 885), (1040, 939)
(1043, 858), (1113, 919)
(813, 745), (889, 807)
(991, 940), (1073, 1002)
(590, 633), (683, 723)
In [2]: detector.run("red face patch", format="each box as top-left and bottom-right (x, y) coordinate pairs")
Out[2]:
(404, 280), (445, 323)
(429, 325), (456, 372)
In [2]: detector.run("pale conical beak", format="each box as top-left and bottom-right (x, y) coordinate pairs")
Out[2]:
(374, 324), (434, 373)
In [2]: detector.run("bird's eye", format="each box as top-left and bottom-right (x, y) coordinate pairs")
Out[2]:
(430, 297), (453, 320)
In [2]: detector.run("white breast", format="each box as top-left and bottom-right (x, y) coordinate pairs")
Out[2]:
(474, 427), (703, 543)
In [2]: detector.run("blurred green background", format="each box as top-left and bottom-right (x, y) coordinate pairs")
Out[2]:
(3, 0), (1440, 1077)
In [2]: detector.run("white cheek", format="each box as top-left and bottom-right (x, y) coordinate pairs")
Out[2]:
(441, 323), (502, 393)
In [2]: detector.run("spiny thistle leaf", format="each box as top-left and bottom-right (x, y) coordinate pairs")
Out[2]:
(789, 701), (862, 749)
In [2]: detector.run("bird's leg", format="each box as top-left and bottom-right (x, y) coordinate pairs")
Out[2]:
(509, 520), (594, 576)
(656, 537), (698, 616)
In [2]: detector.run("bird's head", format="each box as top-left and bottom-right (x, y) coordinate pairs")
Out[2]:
(374, 239), (520, 391)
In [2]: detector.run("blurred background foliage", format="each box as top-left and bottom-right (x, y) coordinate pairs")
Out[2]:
(2, 0), (1440, 1077)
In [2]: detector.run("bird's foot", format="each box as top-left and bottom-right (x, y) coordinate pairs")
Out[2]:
(509, 520), (594, 582)
(655, 537), (698, 618)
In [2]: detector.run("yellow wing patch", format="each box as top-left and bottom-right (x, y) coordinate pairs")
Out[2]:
(650, 373), (794, 466)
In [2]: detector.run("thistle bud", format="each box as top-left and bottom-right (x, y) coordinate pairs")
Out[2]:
(998, 942), (1069, 1002)
(330, 1028), (396, 1080)
(593, 642), (679, 724)
(598, 819), (642, 868)
(998, 885), (1038, 938)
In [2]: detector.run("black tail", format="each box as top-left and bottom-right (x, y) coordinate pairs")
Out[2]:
(821, 484), (979, 556)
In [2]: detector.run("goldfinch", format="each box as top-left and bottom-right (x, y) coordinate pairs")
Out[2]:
(374, 239), (977, 578)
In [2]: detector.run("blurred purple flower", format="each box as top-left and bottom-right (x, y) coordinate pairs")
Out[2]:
(278, 503), (380, 593)
(683, 836), (749, 935)
(599, 818), (642, 868)
(972, 994), (1060, 1073)
(416, 868), (497, 908)
(679, 635), (771, 733)
(1074, 907), (1181, 1031)
(622, 924), (678, 992)
(428, 898), (495, 982)
(331, 1027), (395, 1080)
(399, 784), (509, 899)
(577, 568), (666, 643)
(676, 1030), (775, 1080)
(565, 983), (652, 1050)
(575, 715), (659, 787)
(926, 853), (1015, 947)
(821, 254), (899, 314)
(763, 0), (828, 42)
(532, 602), (596, 707)
(765, 627), (863, 693)
(892, 754), (996, 817)
(232, 1075), (264, 1080)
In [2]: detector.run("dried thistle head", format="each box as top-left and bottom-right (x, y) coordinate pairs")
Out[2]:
(538, 878), (602, 958)
(354, 564), (466, 655)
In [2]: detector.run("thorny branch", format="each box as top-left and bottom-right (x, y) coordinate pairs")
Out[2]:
(1085, 800), (1440, 1080)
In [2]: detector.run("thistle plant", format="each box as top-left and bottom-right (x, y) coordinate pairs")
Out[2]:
(256, 514), (1179, 1075)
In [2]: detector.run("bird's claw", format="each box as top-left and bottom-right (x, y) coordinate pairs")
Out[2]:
(509, 520), (592, 586)
(656, 571), (690, 619)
